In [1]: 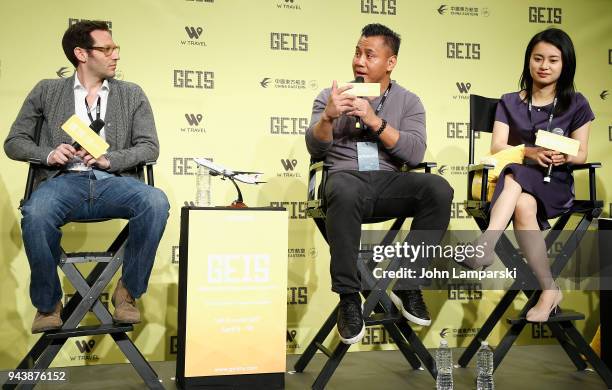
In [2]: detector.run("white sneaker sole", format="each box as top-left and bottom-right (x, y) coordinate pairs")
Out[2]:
(338, 322), (365, 344)
(389, 291), (432, 327)
(338, 302), (366, 344)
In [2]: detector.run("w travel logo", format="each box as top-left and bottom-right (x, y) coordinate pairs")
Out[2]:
(453, 82), (471, 100)
(180, 26), (206, 47)
(181, 113), (205, 134)
(185, 113), (203, 126)
(456, 82), (471, 93)
(281, 159), (298, 171)
(71, 339), (99, 361)
(278, 159), (300, 178)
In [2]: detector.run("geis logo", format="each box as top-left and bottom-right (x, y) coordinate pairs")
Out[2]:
(181, 26), (206, 47)
(181, 113), (205, 134)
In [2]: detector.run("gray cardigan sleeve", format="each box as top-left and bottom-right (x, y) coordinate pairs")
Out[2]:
(104, 85), (159, 173)
(305, 89), (333, 159)
(385, 94), (427, 167)
(4, 81), (54, 164)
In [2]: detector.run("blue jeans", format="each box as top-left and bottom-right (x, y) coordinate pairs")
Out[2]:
(21, 171), (170, 312)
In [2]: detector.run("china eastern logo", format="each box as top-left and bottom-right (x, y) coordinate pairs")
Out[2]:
(437, 5), (489, 17)
(180, 26), (206, 47)
(260, 77), (317, 90)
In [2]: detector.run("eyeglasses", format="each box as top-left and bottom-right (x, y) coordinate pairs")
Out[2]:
(87, 46), (120, 56)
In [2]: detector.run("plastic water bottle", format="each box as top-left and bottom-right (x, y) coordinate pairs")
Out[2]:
(476, 341), (495, 390)
(195, 165), (212, 206)
(435, 339), (453, 390)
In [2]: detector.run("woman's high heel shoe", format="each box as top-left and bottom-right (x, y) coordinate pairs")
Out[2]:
(526, 285), (563, 323)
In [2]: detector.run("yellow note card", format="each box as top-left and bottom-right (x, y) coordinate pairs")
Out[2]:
(339, 82), (381, 97)
(535, 130), (580, 156)
(61, 115), (109, 158)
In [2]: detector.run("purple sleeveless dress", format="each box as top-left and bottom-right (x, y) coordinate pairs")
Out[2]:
(490, 92), (595, 230)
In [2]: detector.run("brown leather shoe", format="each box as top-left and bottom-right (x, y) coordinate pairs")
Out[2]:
(111, 280), (141, 324)
(31, 301), (63, 334)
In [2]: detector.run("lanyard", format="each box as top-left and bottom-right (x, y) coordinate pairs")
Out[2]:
(374, 82), (392, 116)
(358, 82), (392, 135)
(85, 96), (101, 123)
(528, 96), (556, 132)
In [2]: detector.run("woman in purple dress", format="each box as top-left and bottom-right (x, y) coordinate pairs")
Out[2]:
(461, 28), (594, 322)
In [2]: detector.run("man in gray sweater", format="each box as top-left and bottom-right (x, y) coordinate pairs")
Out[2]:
(4, 21), (169, 333)
(306, 24), (453, 344)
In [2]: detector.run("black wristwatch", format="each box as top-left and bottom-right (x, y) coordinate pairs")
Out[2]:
(375, 119), (387, 136)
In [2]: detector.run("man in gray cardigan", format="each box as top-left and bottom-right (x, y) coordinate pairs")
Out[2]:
(4, 21), (169, 333)
(306, 24), (453, 344)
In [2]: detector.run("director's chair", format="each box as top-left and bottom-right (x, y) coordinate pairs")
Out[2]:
(293, 159), (438, 390)
(456, 94), (612, 388)
(2, 117), (164, 390)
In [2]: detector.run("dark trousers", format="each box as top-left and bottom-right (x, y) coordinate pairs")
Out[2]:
(324, 170), (453, 294)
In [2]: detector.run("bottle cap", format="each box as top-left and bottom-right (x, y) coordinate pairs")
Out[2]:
(440, 339), (448, 346)
(481, 341), (489, 346)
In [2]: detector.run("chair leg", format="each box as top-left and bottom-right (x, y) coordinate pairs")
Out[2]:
(560, 321), (612, 388)
(312, 343), (351, 390)
(546, 322), (587, 370)
(397, 321), (436, 377)
(294, 305), (339, 373)
(111, 332), (164, 390)
(383, 322), (422, 370)
(458, 289), (521, 367)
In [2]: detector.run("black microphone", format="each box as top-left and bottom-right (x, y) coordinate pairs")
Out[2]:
(352, 77), (364, 128)
(543, 127), (564, 183)
(72, 118), (105, 149)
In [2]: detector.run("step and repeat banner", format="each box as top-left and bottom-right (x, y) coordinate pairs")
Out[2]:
(0, 0), (610, 368)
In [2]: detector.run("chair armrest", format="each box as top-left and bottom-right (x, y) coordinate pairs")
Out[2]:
(569, 162), (602, 202)
(136, 161), (156, 187)
(568, 162), (601, 171)
(468, 163), (495, 172)
(467, 164), (495, 202)
(20, 161), (46, 208)
(306, 160), (331, 217)
(401, 161), (436, 173)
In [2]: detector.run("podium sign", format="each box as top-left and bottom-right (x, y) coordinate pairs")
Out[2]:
(177, 207), (288, 389)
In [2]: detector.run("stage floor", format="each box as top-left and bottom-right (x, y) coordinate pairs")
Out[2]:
(4, 345), (607, 389)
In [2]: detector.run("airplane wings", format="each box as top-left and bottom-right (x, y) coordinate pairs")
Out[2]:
(193, 158), (265, 184)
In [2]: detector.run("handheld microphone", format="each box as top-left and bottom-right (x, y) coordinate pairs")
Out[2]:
(543, 128), (564, 183)
(353, 77), (364, 128)
(72, 118), (105, 149)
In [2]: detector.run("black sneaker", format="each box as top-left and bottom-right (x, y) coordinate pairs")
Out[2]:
(389, 289), (431, 326)
(336, 295), (365, 344)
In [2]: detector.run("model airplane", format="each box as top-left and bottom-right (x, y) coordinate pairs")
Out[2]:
(193, 158), (265, 185)
(193, 158), (265, 208)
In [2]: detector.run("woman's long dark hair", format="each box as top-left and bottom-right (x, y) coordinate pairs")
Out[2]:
(519, 28), (576, 114)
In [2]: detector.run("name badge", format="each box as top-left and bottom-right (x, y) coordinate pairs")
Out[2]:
(357, 142), (380, 171)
